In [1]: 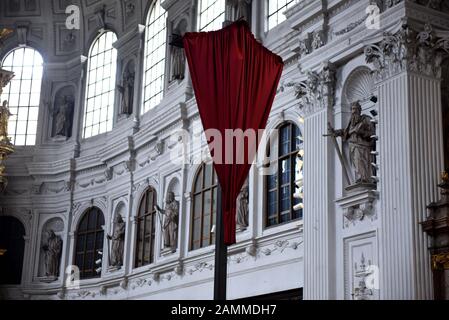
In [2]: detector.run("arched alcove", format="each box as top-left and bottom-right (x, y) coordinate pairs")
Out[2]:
(51, 85), (75, 139)
(0, 216), (25, 285)
(342, 67), (375, 108)
(38, 217), (64, 279)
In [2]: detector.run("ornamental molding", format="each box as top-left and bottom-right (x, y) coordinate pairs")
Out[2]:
(297, 29), (326, 58)
(336, 188), (378, 228)
(280, 61), (336, 117)
(364, 19), (449, 80)
(352, 253), (375, 300)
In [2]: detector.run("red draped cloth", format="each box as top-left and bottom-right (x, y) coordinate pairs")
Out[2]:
(183, 21), (284, 245)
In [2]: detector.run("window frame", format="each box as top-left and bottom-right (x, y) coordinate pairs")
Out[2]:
(0, 46), (44, 146)
(265, 122), (303, 228)
(82, 30), (118, 139)
(134, 186), (158, 268)
(73, 207), (105, 280)
(142, 0), (168, 114)
(197, 0), (226, 32)
(265, 0), (299, 32)
(190, 162), (218, 251)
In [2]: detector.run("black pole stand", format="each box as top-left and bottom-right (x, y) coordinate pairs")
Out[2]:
(168, 31), (227, 300)
(214, 183), (227, 300)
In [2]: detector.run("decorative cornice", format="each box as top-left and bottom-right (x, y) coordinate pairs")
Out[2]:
(364, 20), (449, 80)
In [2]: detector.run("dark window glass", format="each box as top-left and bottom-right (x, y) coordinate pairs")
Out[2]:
(135, 187), (157, 267)
(265, 122), (303, 227)
(0, 216), (25, 285)
(191, 163), (218, 250)
(74, 207), (105, 279)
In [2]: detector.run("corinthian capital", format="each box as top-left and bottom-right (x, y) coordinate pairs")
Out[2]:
(280, 61), (336, 117)
(364, 20), (449, 80)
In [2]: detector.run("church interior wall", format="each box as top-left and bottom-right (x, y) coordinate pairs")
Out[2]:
(0, 0), (448, 300)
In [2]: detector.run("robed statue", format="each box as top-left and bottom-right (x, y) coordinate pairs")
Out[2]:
(236, 181), (249, 230)
(53, 95), (74, 138)
(117, 68), (135, 115)
(328, 101), (375, 184)
(42, 230), (63, 278)
(107, 214), (126, 268)
(155, 191), (179, 252)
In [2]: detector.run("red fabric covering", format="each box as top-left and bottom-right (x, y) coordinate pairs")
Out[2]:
(183, 21), (284, 245)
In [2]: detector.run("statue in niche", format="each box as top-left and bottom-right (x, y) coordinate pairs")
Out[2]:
(228, 0), (251, 22)
(107, 214), (126, 268)
(171, 20), (187, 82)
(329, 101), (376, 184)
(155, 191), (179, 252)
(52, 95), (74, 138)
(171, 45), (185, 81)
(117, 64), (135, 115)
(42, 230), (63, 278)
(236, 180), (249, 231)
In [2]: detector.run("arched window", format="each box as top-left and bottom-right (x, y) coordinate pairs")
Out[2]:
(142, 0), (167, 113)
(266, 0), (299, 31)
(0, 216), (25, 285)
(83, 31), (117, 139)
(135, 187), (157, 267)
(266, 122), (303, 227)
(198, 0), (225, 31)
(74, 207), (105, 279)
(191, 163), (218, 250)
(0, 47), (43, 146)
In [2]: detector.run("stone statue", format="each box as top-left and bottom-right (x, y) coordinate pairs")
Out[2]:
(155, 191), (179, 252)
(228, 0), (251, 22)
(0, 100), (11, 143)
(117, 68), (135, 115)
(171, 45), (185, 81)
(42, 230), (62, 278)
(107, 214), (126, 268)
(329, 101), (375, 184)
(53, 95), (74, 138)
(236, 181), (249, 230)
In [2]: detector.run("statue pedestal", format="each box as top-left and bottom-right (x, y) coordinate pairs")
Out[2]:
(38, 276), (58, 283)
(336, 184), (378, 228)
(107, 266), (122, 273)
(161, 247), (176, 257)
(117, 113), (130, 122)
(52, 135), (68, 143)
(236, 225), (247, 233)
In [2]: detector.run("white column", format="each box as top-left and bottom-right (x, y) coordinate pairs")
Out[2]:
(376, 73), (443, 299)
(365, 22), (447, 299)
(303, 108), (333, 299)
(301, 62), (336, 300)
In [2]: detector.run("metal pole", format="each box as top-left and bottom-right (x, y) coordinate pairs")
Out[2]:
(214, 182), (227, 300)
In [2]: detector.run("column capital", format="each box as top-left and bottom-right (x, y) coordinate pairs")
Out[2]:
(365, 20), (449, 81)
(280, 61), (336, 117)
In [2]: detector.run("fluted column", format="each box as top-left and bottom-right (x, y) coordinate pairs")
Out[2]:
(365, 21), (448, 299)
(295, 62), (336, 300)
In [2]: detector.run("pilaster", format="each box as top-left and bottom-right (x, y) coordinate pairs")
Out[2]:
(365, 20), (448, 299)
(288, 62), (336, 299)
